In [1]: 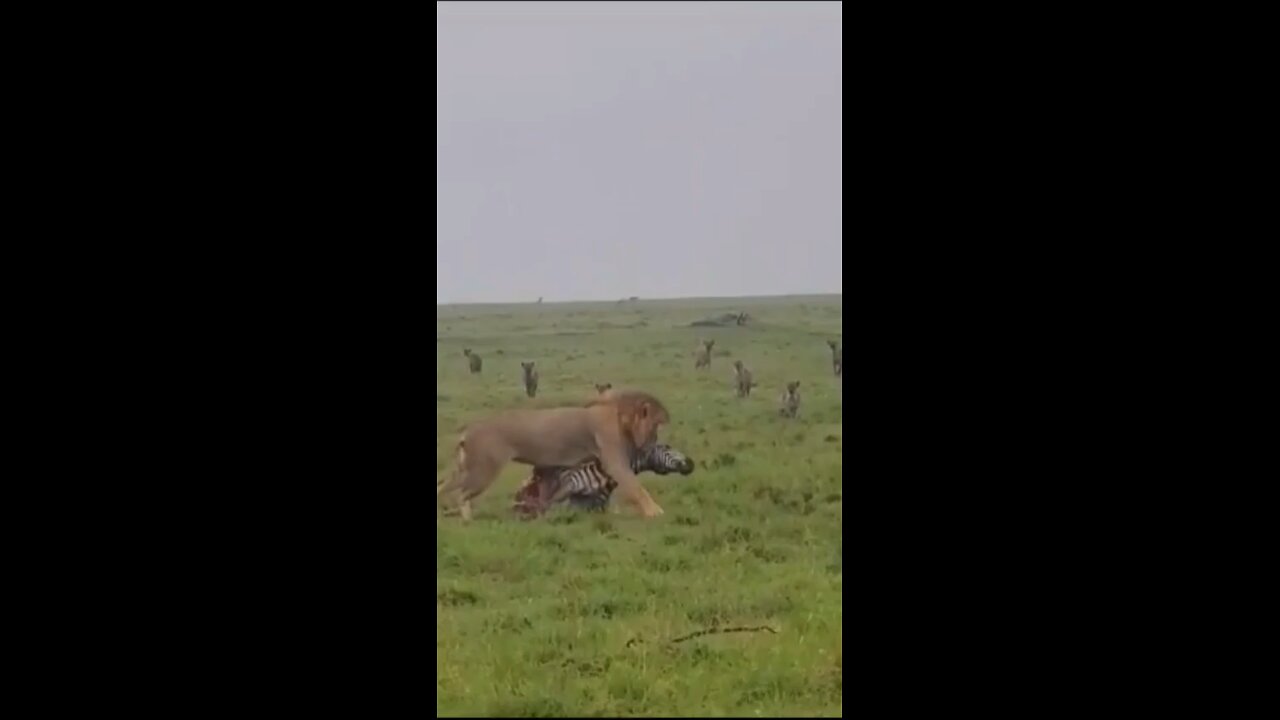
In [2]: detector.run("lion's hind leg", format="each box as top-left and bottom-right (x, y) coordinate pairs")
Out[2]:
(454, 446), (506, 523)
(437, 441), (467, 508)
(439, 440), (488, 520)
(438, 475), (465, 517)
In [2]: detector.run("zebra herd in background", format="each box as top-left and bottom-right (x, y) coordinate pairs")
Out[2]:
(460, 349), (542, 397)
(462, 337), (842, 419)
(701, 338), (841, 420)
(453, 333), (841, 519)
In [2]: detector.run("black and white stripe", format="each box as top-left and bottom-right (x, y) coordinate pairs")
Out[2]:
(554, 443), (694, 511)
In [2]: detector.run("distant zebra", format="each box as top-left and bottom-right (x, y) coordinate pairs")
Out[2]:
(779, 381), (801, 418)
(695, 340), (715, 370)
(513, 443), (695, 518)
(733, 360), (756, 397)
(522, 361), (539, 397)
(827, 340), (842, 377)
(463, 348), (482, 374)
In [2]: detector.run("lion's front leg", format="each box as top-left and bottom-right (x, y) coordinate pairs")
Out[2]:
(601, 452), (663, 518)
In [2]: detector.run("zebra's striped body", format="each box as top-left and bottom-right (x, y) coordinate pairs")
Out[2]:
(513, 443), (694, 518)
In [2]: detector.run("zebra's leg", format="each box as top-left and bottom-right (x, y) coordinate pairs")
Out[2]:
(581, 491), (610, 513)
(544, 478), (577, 507)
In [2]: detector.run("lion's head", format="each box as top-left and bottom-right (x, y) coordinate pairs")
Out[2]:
(586, 389), (670, 450)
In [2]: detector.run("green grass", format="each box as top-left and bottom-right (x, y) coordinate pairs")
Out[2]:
(437, 295), (842, 717)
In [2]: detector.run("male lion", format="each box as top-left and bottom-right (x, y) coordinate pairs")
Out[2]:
(437, 389), (669, 520)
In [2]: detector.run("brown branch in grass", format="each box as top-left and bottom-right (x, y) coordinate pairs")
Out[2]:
(626, 625), (779, 649)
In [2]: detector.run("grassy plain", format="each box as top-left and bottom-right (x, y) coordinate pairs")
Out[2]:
(436, 295), (842, 717)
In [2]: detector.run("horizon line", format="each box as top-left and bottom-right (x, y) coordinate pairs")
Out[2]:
(436, 291), (841, 307)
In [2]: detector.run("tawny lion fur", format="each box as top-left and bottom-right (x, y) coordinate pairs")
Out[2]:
(437, 389), (669, 520)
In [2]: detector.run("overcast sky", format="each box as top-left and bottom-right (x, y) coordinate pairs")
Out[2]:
(437, 1), (842, 304)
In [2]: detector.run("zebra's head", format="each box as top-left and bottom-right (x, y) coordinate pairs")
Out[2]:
(638, 443), (695, 476)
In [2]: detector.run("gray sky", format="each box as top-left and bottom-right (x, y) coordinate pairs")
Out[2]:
(437, 1), (842, 304)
